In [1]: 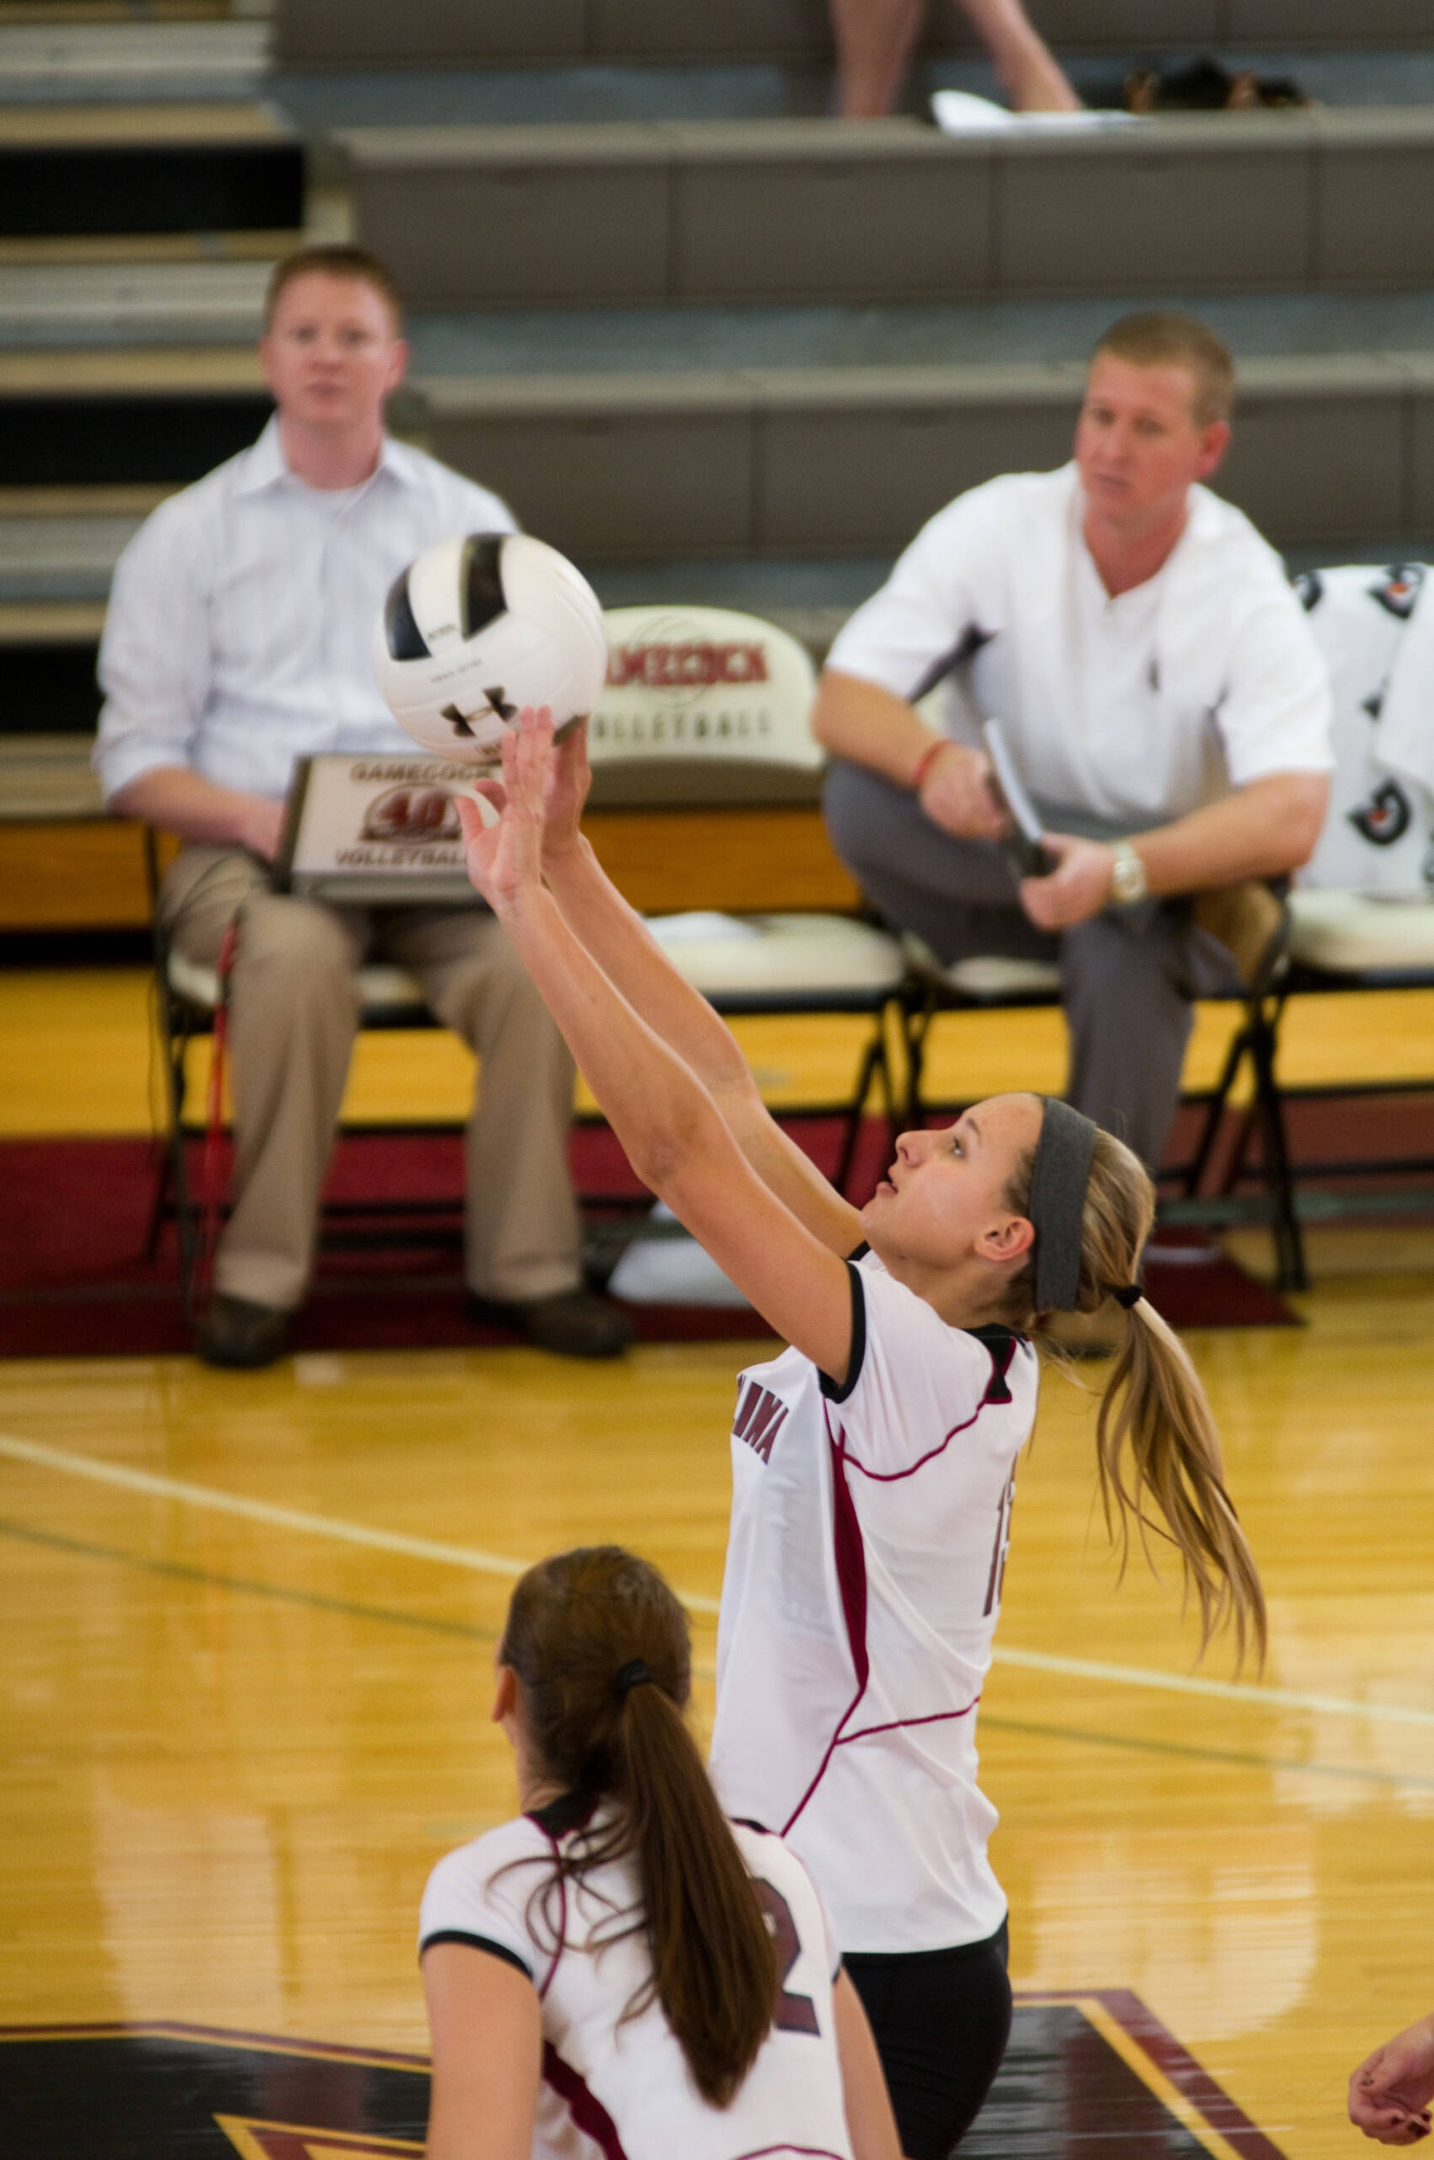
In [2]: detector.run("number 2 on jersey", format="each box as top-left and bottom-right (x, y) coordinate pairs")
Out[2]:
(754, 1879), (820, 2036)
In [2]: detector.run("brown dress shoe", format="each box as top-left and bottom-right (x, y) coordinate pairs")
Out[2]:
(467, 1287), (636, 1359)
(194, 1293), (292, 1370)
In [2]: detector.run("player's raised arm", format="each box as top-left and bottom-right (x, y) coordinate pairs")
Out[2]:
(473, 712), (863, 1259)
(458, 714), (858, 1382)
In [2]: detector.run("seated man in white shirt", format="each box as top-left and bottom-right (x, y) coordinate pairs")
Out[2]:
(96, 244), (633, 1368)
(815, 311), (1334, 1173)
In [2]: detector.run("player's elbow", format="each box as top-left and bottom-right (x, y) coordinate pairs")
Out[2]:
(624, 1099), (711, 1198)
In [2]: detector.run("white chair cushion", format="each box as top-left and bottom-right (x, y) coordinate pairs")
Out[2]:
(940, 956), (1064, 999)
(901, 932), (1061, 1001)
(167, 950), (430, 1013)
(1288, 889), (1434, 973)
(645, 911), (903, 997)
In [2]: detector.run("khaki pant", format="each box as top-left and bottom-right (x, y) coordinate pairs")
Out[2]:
(162, 847), (580, 1312)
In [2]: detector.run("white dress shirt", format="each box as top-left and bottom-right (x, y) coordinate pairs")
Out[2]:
(827, 462), (1334, 829)
(94, 416), (516, 804)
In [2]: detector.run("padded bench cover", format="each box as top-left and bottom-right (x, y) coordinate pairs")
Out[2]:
(647, 911), (902, 997)
(168, 950), (430, 1013)
(1288, 888), (1434, 973)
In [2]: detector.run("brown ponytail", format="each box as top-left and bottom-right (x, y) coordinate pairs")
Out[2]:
(1001, 1129), (1267, 1670)
(499, 1546), (777, 2107)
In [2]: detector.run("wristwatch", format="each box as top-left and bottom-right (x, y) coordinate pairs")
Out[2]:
(1108, 841), (1148, 906)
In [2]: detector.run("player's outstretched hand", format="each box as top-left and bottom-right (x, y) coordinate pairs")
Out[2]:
(1018, 832), (1119, 931)
(455, 707), (554, 915)
(1349, 2016), (1434, 2144)
(541, 716), (592, 867)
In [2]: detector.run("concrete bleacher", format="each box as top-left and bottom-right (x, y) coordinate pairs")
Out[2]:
(269, 0), (1434, 68)
(342, 112), (1434, 308)
(4, 0), (1434, 932)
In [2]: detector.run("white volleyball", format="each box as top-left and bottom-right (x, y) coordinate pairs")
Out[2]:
(374, 531), (608, 765)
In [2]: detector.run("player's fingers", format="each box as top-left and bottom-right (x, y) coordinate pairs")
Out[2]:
(470, 778), (506, 812)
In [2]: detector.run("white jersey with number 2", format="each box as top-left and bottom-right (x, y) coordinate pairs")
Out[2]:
(420, 1802), (854, 2160)
(708, 1249), (1039, 1955)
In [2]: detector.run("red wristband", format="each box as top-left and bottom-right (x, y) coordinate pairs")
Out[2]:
(912, 738), (955, 792)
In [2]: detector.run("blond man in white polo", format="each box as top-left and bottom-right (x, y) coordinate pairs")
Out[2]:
(815, 311), (1333, 1171)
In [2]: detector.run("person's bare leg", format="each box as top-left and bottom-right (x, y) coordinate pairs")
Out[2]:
(958, 0), (1080, 109)
(830, 0), (927, 117)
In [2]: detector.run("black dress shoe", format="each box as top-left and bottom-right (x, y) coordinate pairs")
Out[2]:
(467, 1287), (636, 1359)
(195, 1292), (293, 1370)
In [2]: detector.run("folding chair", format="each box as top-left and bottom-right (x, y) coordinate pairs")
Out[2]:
(586, 603), (908, 1206)
(142, 829), (457, 1314)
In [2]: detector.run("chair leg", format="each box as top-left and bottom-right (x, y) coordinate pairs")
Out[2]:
(1248, 1001), (1306, 1294)
(903, 991), (935, 1125)
(834, 1020), (886, 1199)
(143, 1138), (172, 1262)
(1183, 1022), (1250, 1197)
(163, 1013), (203, 1320)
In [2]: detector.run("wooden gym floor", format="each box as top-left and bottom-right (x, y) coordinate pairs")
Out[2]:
(5, 971), (1434, 2156)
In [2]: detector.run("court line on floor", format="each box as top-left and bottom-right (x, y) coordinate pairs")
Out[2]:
(981, 1714), (1434, 1793)
(0, 1432), (591, 1593)
(0, 1515), (500, 1643)
(7, 1431), (1434, 1733)
(0, 1514), (720, 1682)
(6, 1511), (1415, 1795)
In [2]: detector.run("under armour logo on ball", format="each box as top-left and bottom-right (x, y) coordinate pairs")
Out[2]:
(440, 686), (519, 738)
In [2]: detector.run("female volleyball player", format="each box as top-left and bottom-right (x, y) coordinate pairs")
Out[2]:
(420, 1545), (900, 2159)
(456, 712), (1266, 2160)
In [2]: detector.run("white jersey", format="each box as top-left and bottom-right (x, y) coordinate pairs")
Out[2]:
(708, 1251), (1039, 1956)
(419, 1800), (854, 2160)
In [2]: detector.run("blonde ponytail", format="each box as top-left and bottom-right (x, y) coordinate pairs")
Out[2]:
(1004, 1127), (1267, 1669)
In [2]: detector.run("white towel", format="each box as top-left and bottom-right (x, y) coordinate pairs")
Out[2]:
(607, 1202), (752, 1307)
(1374, 565), (1434, 830)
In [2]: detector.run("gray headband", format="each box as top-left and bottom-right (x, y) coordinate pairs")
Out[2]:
(1028, 1097), (1097, 1312)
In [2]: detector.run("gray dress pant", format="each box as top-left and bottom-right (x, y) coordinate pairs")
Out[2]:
(161, 846), (581, 1312)
(823, 760), (1240, 1171)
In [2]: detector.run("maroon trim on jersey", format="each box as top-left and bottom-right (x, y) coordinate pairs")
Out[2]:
(778, 1412), (871, 1839)
(542, 2040), (630, 2160)
(835, 1698), (980, 1747)
(841, 1330), (1023, 1483)
(733, 2147), (848, 2157)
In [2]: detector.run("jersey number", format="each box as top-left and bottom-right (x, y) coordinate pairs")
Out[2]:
(754, 1879), (820, 2036)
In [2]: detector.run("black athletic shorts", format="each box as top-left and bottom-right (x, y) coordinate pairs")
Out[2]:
(845, 1918), (1011, 2160)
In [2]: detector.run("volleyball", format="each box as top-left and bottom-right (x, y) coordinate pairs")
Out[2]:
(374, 531), (608, 765)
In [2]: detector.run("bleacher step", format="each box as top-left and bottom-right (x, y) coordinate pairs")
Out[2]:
(1, 351), (1428, 580)
(0, 103), (302, 237)
(0, 20), (267, 101)
(261, 52), (1434, 136)
(343, 111), (1434, 310)
(0, 260), (271, 345)
(272, 0), (1434, 70)
(0, 345), (269, 484)
(418, 352), (1434, 559)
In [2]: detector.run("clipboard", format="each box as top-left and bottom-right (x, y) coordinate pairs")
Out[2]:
(982, 719), (1054, 878)
(270, 753), (484, 906)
